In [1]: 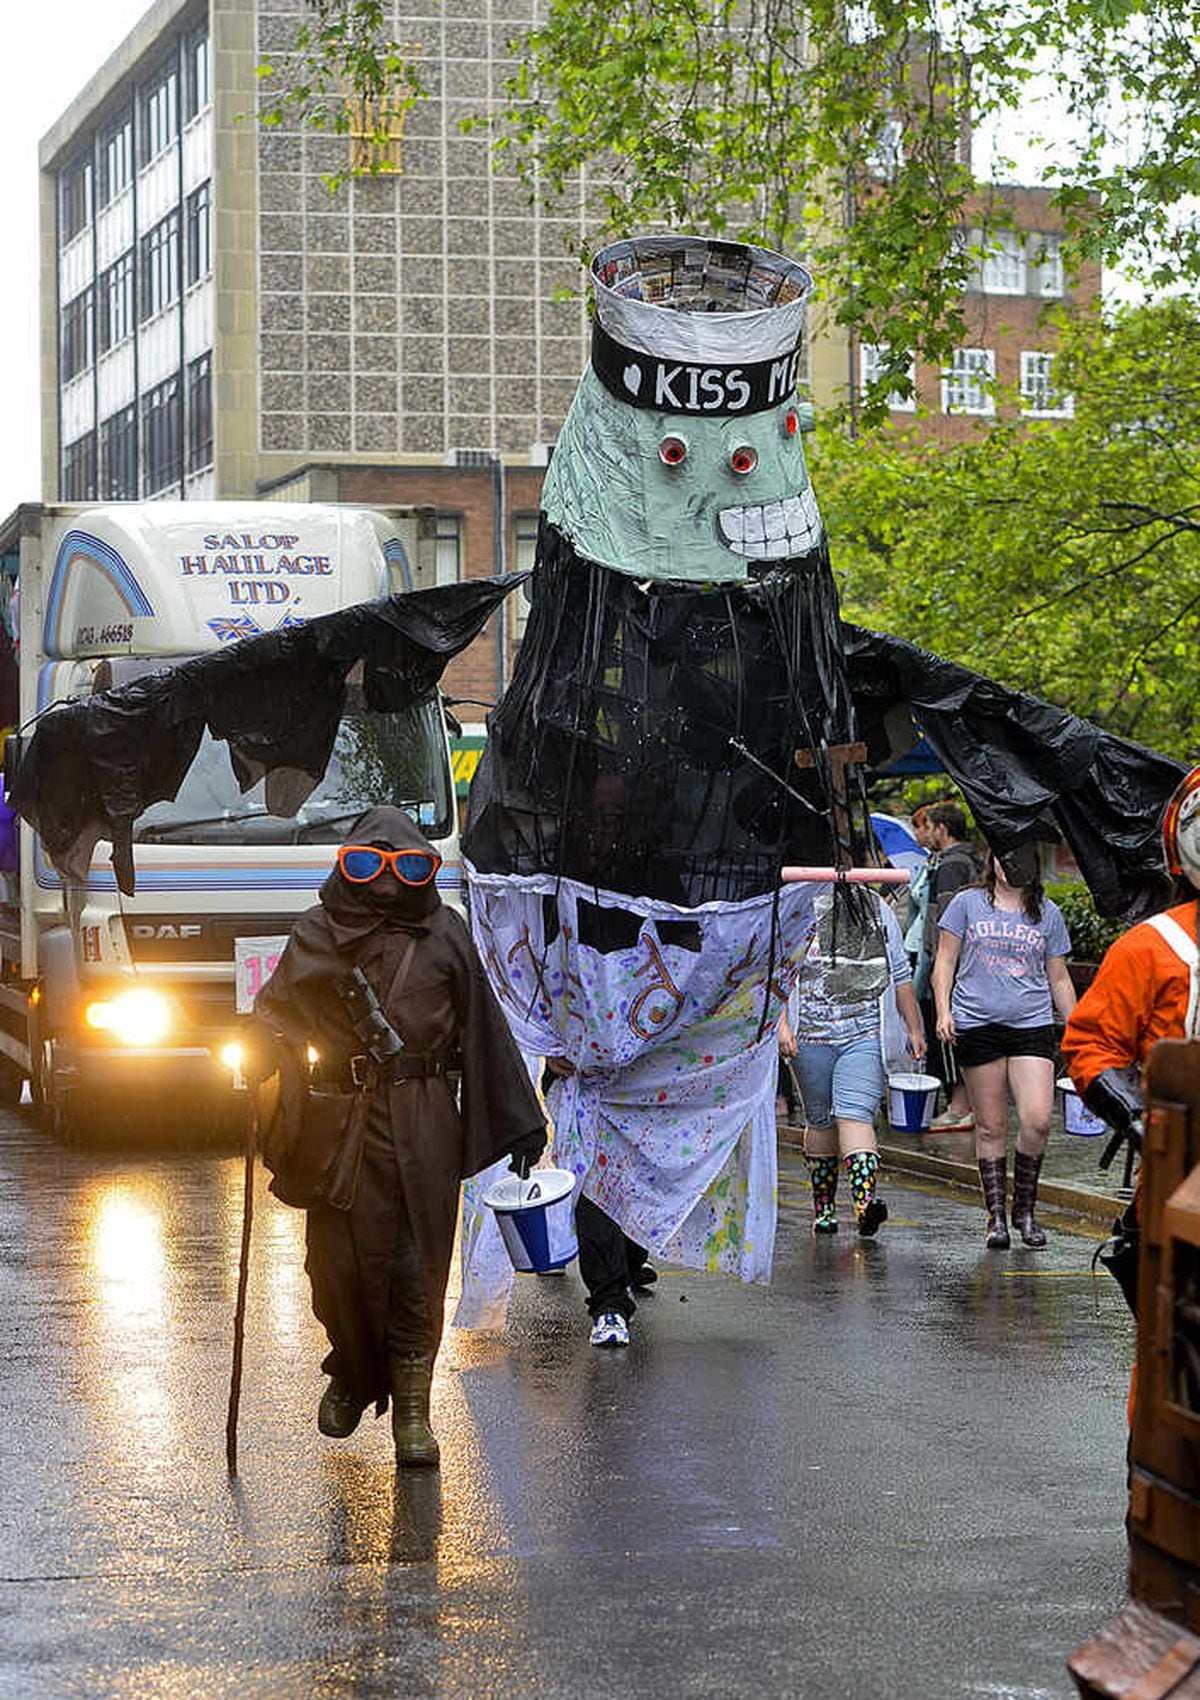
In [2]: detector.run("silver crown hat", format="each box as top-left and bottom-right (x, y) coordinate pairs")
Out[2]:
(591, 235), (813, 365)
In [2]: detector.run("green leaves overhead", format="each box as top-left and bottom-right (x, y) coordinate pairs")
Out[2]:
(258, 1), (1200, 382)
(496, 0), (1200, 403)
(814, 301), (1200, 758)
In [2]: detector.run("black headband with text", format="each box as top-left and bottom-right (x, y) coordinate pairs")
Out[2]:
(591, 320), (802, 417)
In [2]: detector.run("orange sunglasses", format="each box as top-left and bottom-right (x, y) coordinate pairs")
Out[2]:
(336, 845), (442, 885)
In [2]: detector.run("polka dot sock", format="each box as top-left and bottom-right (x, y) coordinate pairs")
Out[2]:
(806, 1153), (839, 1230)
(844, 1150), (880, 1221)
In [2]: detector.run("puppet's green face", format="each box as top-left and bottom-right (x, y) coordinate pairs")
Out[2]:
(541, 369), (822, 584)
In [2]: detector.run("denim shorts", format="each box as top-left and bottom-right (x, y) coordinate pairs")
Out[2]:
(792, 1031), (885, 1129)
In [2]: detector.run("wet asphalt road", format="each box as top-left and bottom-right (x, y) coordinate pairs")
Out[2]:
(0, 1105), (1132, 1700)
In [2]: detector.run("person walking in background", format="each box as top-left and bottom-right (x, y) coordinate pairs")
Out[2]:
(932, 844), (1076, 1249)
(923, 801), (982, 1131)
(904, 805), (935, 988)
(779, 887), (926, 1236)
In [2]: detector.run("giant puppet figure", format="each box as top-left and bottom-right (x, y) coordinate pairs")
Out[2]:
(460, 236), (885, 1318)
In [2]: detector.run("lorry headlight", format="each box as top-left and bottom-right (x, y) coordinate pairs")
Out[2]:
(85, 989), (172, 1046)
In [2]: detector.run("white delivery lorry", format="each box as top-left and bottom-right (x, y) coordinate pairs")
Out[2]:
(0, 501), (461, 1139)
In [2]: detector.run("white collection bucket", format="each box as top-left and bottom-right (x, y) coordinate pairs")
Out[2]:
(887, 1072), (941, 1134)
(1057, 1076), (1106, 1138)
(482, 1166), (579, 1273)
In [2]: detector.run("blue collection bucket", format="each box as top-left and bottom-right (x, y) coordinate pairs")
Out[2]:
(1057, 1076), (1106, 1137)
(482, 1166), (579, 1273)
(887, 1072), (940, 1134)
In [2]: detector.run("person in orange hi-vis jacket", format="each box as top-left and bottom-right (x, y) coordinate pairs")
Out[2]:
(1062, 763), (1200, 1136)
(1062, 761), (1200, 1422)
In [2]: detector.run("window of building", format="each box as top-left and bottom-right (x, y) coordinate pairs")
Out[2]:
(436, 515), (462, 586)
(59, 152), (93, 246)
(61, 287), (95, 383)
(97, 114), (133, 207)
(186, 351), (213, 473)
(866, 117), (904, 179)
(97, 251), (135, 355)
(1020, 351), (1073, 418)
(941, 347), (995, 415)
(183, 27), (211, 122)
(141, 56), (179, 165)
(142, 375), (181, 495)
(978, 229), (1025, 295)
(140, 211), (180, 322)
(99, 405), (138, 499)
(511, 512), (539, 641)
(61, 432), (97, 502)
(1030, 233), (1064, 297)
(185, 181), (211, 287)
(859, 342), (916, 411)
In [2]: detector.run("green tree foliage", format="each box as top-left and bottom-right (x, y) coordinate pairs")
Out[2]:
(496, 0), (1200, 409)
(813, 299), (1200, 758)
(257, 1), (1200, 417)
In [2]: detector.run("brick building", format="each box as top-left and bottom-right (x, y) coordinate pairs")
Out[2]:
(854, 185), (1101, 438)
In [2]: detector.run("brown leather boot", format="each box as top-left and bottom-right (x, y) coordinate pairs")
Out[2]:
(978, 1156), (1010, 1249)
(390, 1352), (440, 1469)
(317, 1376), (365, 1439)
(1011, 1150), (1047, 1247)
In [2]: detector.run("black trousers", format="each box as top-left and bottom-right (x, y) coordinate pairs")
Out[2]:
(576, 1195), (647, 1321)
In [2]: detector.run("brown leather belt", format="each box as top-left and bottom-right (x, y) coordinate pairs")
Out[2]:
(390, 1053), (461, 1082)
(340, 1052), (461, 1088)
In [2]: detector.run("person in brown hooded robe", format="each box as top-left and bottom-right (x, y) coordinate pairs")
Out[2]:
(253, 805), (545, 1467)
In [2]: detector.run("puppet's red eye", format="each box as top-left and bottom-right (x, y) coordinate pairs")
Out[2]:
(784, 408), (799, 436)
(659, 436), (688, 466)
(730, 445), (758, 475)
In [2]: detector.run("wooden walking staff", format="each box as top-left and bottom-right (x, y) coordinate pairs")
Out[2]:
(226, 1057), (257, 1476)
(224, 939), (287, 1474)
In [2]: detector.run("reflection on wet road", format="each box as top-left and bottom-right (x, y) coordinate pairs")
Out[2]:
(0, 1109), (1131, 1699)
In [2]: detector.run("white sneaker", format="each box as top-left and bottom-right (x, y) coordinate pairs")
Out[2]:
(589, 1311), (630, 1348)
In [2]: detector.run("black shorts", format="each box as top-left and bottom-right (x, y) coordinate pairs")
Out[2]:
(954, 1022), (1058, 1069)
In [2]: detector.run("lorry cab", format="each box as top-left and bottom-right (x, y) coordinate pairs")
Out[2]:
(3, 501), (461, 1138)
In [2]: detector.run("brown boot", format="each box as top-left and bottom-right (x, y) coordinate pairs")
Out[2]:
(978, 1156), (1010, 1249)
(390, 1352), (440, 1469)
(1011, 1150), (1047, 1247)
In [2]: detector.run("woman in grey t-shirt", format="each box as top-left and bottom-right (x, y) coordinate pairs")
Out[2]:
(931, 845), (1077, 1250)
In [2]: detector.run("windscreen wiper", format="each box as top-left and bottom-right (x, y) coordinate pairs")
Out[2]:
(136, 810), (268, 841)
(294, 804), (431, 842)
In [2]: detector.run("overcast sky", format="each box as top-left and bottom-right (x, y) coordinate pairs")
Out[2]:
(0, 2), (151, 523)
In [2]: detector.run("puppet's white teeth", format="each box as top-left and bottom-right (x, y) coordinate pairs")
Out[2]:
(718, 509), (745, 543)
(717, 490), (823, 558)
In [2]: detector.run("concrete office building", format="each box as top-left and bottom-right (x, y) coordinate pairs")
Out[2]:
(37, 0), (592, 708)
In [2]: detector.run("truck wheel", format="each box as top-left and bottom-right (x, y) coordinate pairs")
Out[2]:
(36, 1038), (77, 1142)
(41, 1083), (76, 1144)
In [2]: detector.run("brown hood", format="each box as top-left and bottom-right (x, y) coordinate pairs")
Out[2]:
(319, 804), (442, 943)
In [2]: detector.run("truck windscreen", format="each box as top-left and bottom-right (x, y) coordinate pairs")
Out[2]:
(133, 696), (453, 846)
